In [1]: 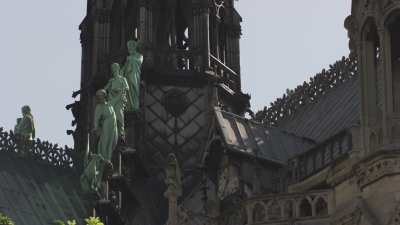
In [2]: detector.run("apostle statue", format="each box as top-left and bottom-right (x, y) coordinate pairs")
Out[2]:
(80, 89), (118, 192)
(14, 105), (35, 140)
(164, 153), (182, 225)
(14, 105), (35, 155)
(105, 63), (129, 138)
(122, 39), (143, 112)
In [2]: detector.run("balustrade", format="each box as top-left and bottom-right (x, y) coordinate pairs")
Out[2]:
(244, 190), (333, 225)
(288, 131), (352, 183)
(0, 127), (74, 169)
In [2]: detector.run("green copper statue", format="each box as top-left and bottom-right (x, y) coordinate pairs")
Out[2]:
(122, 39), (143, 112)
(105, 63), (129, 138)
(14, 105), (35, 140)
(80, 89), (118, 192)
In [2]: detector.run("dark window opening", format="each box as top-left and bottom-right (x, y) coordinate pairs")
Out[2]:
(299, 199), (312, 217)
(362, 19), (380, 120)
(387, 13), (400, 113)
(253, 203), (266, 222)
(315, 198), (328, 216)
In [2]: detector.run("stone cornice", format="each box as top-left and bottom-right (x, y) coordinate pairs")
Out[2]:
(355, 150), (400, 189)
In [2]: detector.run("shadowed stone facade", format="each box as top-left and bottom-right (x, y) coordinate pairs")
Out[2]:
(68, 0), (400, 224)
(3, 0), (400, 225)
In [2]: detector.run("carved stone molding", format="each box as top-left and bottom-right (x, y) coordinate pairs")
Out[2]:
(355, 150), (400, 189)
(388, 201), (400, 225)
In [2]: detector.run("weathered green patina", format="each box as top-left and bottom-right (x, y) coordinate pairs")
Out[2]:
(14, 105), (35, 140)
(122, 39), (143, 112)
(105, 63), (129, 138)
(80, 90), (118, 192)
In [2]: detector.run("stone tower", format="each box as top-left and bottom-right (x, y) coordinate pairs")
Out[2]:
(346, 0), (400, 154)
(72, 0), (249, 224)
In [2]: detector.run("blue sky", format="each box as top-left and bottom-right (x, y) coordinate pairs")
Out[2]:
(0, 1), (350, 146)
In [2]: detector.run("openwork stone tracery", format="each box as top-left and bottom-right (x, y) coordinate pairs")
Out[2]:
(255, 57), (358, 127)
(0, 127), (74, 168)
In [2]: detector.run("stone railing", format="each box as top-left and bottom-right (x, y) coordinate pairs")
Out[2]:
(210, 53), (241, 92)
(244, 190), (333, 225)
(255, 56), (358, 127)
(0, 127), (74, 169)
(288, 131), (352, 183)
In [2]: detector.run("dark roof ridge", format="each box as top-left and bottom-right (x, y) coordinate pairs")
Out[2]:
(255, 56), (358, 127)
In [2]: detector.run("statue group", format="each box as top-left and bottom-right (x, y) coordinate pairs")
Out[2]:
(80, 39), (143, 193)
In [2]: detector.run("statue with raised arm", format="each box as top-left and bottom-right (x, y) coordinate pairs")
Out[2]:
(105, 63), (129, 138)
(164, 153), (182, 225)
(80, 89), (118, 192)
(122, 39), (143, 112)
(14, 105), (35, 140)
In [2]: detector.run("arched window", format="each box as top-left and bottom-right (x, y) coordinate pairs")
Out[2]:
(362, 19), (380, 122)
(386, 12), (400, 113)
(253, 203), (266, 222)
(267, 200), (281, 221)
(175, 0), (191, 51)
(315, 197), (328, 216)
(283, 200), (294, 219)
(299, 198), (312, 217)
(210, 1), (228, 62)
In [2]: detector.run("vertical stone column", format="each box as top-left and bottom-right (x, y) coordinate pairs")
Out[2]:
(192, 0), (210, 71)
(76, 19), (92, 172)
(139, 0), (154, 67)
(164, 153), (182, 225)
(245, 204), (253, 225)
(379, 28), (390, 145)
(166, 193), (178, 225)
(192, 4), (202, 70)
(358, 39), (376, 153)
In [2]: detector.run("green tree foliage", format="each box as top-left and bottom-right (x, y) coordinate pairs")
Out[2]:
(85, 217), (104, 225)
(53, 219), (76, 225)
(54, 217), (103, 225)
(0, 213), (15, 225)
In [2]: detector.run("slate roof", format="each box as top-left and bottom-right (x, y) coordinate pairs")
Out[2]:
(214, 108), (315, 164)
(255, 57), (360, 145)
(278, 75), (360, 143)
(0, 151), (91, 225)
